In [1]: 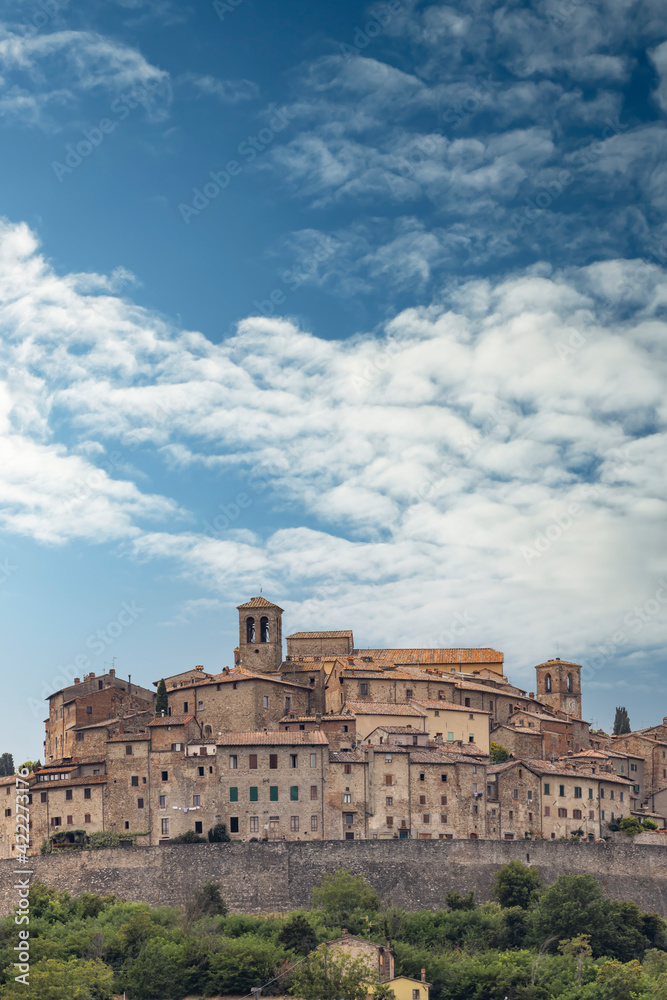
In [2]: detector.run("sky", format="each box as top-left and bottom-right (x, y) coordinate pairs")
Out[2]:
(0, 0), (666, 762)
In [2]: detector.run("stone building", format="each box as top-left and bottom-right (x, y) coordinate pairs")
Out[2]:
(236, 596), (284, 672)
(534, 658), (582, 717)
(327, 931), (394, 981)
(44, 669), (154, 762)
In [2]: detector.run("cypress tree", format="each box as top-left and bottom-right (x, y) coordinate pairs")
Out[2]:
(612, 706), (631, 735)
(155, 679), (169, 717)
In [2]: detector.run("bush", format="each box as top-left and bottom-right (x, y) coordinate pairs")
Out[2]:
(171, 829), (207, 843)
(494, 860), (542, 909)
(208, 822), (231, 843)
(311, 868), (381, 929)
(619, 816), (643, 835)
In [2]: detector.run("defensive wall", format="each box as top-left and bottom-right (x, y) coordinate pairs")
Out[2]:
(1, 839), (665, 917)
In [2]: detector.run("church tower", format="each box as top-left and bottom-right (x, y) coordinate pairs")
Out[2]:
(534, 657), (582, 717)
(236, 597), (284, 673)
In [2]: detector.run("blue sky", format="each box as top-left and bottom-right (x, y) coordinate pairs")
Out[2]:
(1, 0), (666, 761)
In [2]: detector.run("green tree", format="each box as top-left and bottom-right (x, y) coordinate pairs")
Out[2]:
(619, 816), (642, 835)
(171, 829), (206, 843)
(494, 860), (543, 909)
(558, 934), (592, 986)
(311, 868), (381, 928)
(445, 891), (476, 911)
(18, 759), (40, 774)
(642, 817), (658, 830)
(594, 958), (643, 1000)
(0, 753), (14, 777)
(278, 914), (318, 955)
(0, 957), (114, 999)
(613, 707), (631, 735)
(155, 678), (168, 717)
(290, 944), (376, 1000)
(529, 873), (607, 953)
(193, 881), (227, 916)
(490, 742), (510, 764)
(208, 822), (231, 842)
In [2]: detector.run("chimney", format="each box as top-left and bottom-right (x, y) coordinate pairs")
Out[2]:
(89, 672), (95, 678)
(109, 668), (115, 679)
(529, 692), (534, 699)
(74, 678), (80, 685)
(421, 969), (426, 982)
(195, 664), (204, 671)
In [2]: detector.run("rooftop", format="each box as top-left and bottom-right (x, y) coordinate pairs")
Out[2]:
(148, 714), (195, 727)
(237, 596), (284, 611)
(216, 731), (329, 746)
(353, 648), (504, 664)
(287, 630), (354, 639)
(411, 698), (491, 714)
(344, 701), (425, 717)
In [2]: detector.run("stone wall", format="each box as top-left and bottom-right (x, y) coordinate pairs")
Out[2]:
(2, 838), (667, 917)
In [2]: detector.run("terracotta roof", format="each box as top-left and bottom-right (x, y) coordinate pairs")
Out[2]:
(411, 698), (491, 715)
(237, 596), (284, 611)
(329, 750), (365, 763)
(170, 666), (305, 691)
(344, 701), (425, 717)
(487, 760), (533, 775)
(37, 754), (106, 769)
(533, 658), (582, 668)
(148, 714), (195, 727)
(107, 733), (151, 742)
(373, 725), (428, 735)
(520, 758), (635, 783)
(287, 631), (353, 639)
(216, 731), (329, 746)
(34, 775), (107, 790)
(455, 680), (519, 695)
(409, 749), (480, 764)
(353, 648), (504, 664)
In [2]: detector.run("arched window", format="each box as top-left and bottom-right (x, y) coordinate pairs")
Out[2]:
(545, 673), (552, 693)
(567, 673), (572, 693)
(260, 616), (269, 643)
(246, 616), (255, 642)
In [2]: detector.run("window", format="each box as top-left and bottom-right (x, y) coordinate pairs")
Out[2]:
(40, 792), (47, 803)
(413, 990), (420, 1000)
(620, 792), (624, 802)
(589, 810), (595, 820)
(290, 754), (298, 768)
(386, 816), (393, 827)
(509, 810), (513, 819)
(419, 794), (426, 805)
(250, 816), (259, 834)
(588, 788), (593, 799)
(447, 732), (454, 741)
(248, 786), (258, 802)
(161, 818), (169, 836)
(567, 673), (572, 692)
(406, 689), (413, 699)
(423, 814), (430, 824)
(631, 763), (638, 772)
(441, 794), (447, 805)
(66, 814), (73, 825)
(159, 795), (166, 808)
(441, 773), (447, 783)
(386, 796), (393, 806)
(84, 788), (91, 800)
(84, 813), (91, 824)
(290, 816), (299, 832)
(183, 702), (189, 713)
(384, 774), (393, 786)
(311, 815), (318, 831)
(544, 806), (550, 816)
(544, 783), (550, 795)
(558, 808), (567, 818)
(51, 817), (61, 827)
(527, 790), (533, 800)
(545, 673), (552, 692)
(270, 786), (278, 801)
(310, 785), (318, 800)
(230, 817), (239, 833)
(610, 790), (615, 800)
(310, 753), (317, 768)
(559, 785), (565, 797)
(138, 798), (144, 809)
(66, 789), (73, 801)
(574, 786), (582, 798)
(385, 753), (392, 762)
(284, 696), (291, 712)
(194, 821), (203, 834)
(198, 766), (204, 777)
(263, 696), (269, 709)
(229, 788), (237, 802)
(359, 682), (369, 696)
(161, 771), (168, 782)
(472, 805), (478, 815)
(87, 705), (93, 715)
(419, 772), (425, 782)
(229, 755), (238, 769)
(600, 788), (605, 798)
(513, 788), (518, 799)
(440, 813), (448, 823)
(260, 616), (269, 642)
(343, 792), (352, 803)
(248, 754), (257, 769)
(76, 732), (84, 742)
(269, 754), (278, 769)
(601, 810), (605, 820)
(131, 776), (139, 787)
(464, 697), (471, 707)
(573, 809), (582, 819)
(125, 743), (132, 755)
(290, 786), (299, 801)
(198, 700), (204, 711)
(246, 616), (255, 642)
(344, 763), (352, 774)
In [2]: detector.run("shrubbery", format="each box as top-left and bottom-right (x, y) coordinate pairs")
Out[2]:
(0, 865), (665, 1000)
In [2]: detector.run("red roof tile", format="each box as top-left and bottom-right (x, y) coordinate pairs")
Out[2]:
(216, 731), (329, 746)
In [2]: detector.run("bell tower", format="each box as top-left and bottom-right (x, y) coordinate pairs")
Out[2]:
(237, 597), (284, 673)
(534, 657), (582, 717)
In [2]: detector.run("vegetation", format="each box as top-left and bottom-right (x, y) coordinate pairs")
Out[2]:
(0, 754), (14, 777)
(170, 829), (207, 843)
(613, 706), (631, 735)
(207, 822), (231, 842)
(155, 678), (168, 717)
(1, 865), (667, 999)
(17, 760), (40, 774)
(489, 742), (511, 764)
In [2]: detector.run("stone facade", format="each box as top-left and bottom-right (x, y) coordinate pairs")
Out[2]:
(237, 597), (284, 673)
(534, 658), (582, 717)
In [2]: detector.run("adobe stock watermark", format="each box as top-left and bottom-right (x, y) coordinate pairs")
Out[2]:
(18, 0), (70, 36)
(432, 611), (477, 647)
(251, 235), (340, 317)
(0, 557), (17, 586)
(440, 75), (500, 130)
(213, 0), (246, 21)
(51, 76), (169, 182)
(339, 1), (402, 60)
(511, 117), (629, 235)
(178, 105), (296, 224)
(27, 600), (145, 720)
(61, 450), (124, 513)
(580, 579), (667, 681)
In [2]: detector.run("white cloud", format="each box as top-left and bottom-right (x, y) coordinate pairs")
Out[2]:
(650, 41), (667, 113)
(179, 73), (259, 104)
(0, 219), (665, 682)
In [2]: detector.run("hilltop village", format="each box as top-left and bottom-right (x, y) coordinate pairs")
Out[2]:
(2, 596), (665, 857)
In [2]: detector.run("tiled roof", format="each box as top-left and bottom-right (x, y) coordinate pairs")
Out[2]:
(148, 714), (195, 727)
(329, 750), (365, 763)
(520, 758), (635, 783)
(34, 775), (107, 790)
(107, 733), (151, 742)
(373, 725), (427, 734)
(187, 738), (217, 745)
(237, 596), (284, 610)
(216, 731), (329, 746)
(279, 713), (354, 724)
(455, 680), (519, 695)
(344, 701), (425, 717)
(288, 631), (353, 639)
(408, 749), (480, 764)
(533, 658), (582, 668)
(411, 698), (491, 715)
(171, 666), (305, 691)
(353, 648), (504, 664)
